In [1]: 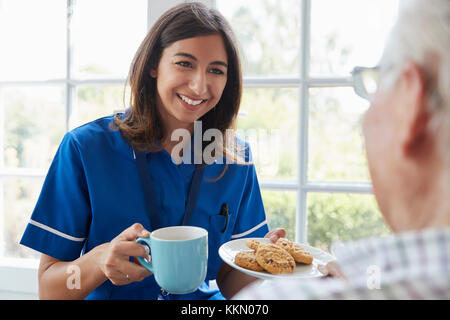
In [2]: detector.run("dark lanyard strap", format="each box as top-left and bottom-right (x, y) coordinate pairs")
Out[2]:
(182, 163), (205, 225)
(135, 151), (205, 231)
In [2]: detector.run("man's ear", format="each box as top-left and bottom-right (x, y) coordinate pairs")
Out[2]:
(400, 62), (432, 157)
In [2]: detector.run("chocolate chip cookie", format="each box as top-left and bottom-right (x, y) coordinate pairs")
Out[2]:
(276, 238), (313, 264)
(235, 251), (264, 271)
(245, 239), (261, 251)
(255, 243), (296, 274)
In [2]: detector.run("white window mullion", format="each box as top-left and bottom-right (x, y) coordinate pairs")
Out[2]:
(306, 77), (353, 88)
(0, 181), (4, 260)
(259, 180), (298, 191)
(0, 168), (46, 179)
(259, 181), (372, 194)
(68, 78), (126, 86)
(296, 0), (311, 244)
(0, 80), (66, 87)
(244, 77), (352, 88)
(147, 0), (152, 31)
(305, 182), (372, 194)
(0, 86), (4, 259)
(66, 0), (75, 132)
(147, 0), (184, 31)
(243, 77), (301, 88)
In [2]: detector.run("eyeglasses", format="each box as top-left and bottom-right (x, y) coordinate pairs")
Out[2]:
(351, 66), (379, 101)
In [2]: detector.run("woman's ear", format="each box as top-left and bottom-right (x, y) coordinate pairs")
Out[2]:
(150, 69), (157, 78)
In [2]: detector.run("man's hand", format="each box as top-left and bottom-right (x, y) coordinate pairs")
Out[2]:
(318, 261), (347, 279)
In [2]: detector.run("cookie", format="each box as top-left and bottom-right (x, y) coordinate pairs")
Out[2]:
(290, 243), (313, 264)
(275, 238), (293, 252)
(255, 243), (296, 274)
(276, 238), (313, 265)
(235, 251), (264, 271)
(246, 239), (261, 251)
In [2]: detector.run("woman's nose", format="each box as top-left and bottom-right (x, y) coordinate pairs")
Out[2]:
(189, 71), (208, 96)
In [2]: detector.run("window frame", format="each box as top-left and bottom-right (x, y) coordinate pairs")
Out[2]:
(224, 0), (373, 243)
(0, 0), (184, 298)
(0, 0), (375, 297)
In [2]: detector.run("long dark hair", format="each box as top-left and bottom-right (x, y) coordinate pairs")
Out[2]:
(113, 2), (243, 164)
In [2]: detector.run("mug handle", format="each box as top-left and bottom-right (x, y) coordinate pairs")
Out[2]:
(135, 237), (154, 273)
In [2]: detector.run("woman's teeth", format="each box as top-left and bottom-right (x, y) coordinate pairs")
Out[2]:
(178, 94), (204, 106)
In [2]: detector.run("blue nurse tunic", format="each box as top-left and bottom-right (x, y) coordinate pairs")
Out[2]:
(20, 114), (269, 300)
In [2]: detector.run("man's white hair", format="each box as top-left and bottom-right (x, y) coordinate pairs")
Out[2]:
(379, 0), (450, 181)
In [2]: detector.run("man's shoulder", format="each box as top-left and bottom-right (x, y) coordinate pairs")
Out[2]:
(308, 273), (450, 300)
(234, 272), (450, 300)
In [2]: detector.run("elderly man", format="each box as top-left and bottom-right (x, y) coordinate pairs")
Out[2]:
(234, 0), (450, 299)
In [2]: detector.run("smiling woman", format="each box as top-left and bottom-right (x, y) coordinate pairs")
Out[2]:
(19, 1), (271, 300)
(113, 2), (243, 160)
(149, 34), (229, 146)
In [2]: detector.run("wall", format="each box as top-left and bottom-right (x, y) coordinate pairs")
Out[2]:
(0, 259), (39, 299)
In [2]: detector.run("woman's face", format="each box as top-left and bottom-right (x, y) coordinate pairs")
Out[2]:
(151, 34), (228, 134)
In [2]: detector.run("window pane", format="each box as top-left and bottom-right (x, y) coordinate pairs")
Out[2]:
(217, 0), (300, 77)
(308, 87), (370, 182)
(0, 0), (66, 81)
(307, 193), (390, 252)
(72, 0), (147, 79)
(307, 193), (390, 251)
(237, 88), (298, 180)
(310, 0), (399, 77)
(262, 190), (296, 241)
(1, 86), (66, 169)
(73, 85), (129, 128)
(2, 177), (43, 259)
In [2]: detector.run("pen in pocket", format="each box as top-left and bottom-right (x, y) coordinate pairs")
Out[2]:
(220, 203), (229, 233)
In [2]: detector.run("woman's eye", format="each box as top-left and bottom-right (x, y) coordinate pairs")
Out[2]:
(175, 61), (192, 68)
(209, 68), (225, 75)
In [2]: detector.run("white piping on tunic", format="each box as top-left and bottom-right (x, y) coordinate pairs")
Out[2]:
(29, 219), (86, 242)
(231, 220), (268, 239)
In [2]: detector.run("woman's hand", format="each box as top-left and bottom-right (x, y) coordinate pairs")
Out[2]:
(98, 223), (152, 286)
(264, 228), (286, 243)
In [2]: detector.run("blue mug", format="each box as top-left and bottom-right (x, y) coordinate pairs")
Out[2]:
(136, 226), (208, 294)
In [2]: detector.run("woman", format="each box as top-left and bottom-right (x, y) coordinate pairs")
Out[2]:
(20, 2), (282, 300)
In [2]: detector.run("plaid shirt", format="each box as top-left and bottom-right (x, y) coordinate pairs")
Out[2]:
(233, 227), (450, 300)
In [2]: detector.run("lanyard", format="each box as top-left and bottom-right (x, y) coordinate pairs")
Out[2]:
(134, 151), (205, 231)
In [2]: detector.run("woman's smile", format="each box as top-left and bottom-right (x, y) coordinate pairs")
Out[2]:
(176, 93), (208, 110)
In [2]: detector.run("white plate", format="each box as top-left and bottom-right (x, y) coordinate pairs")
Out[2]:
(218, 238), (335, 280)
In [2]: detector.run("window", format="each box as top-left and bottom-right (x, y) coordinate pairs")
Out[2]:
(0, 0), (148, 263)
(1, 0), (399, 269)
(217, 0), (398, 251)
